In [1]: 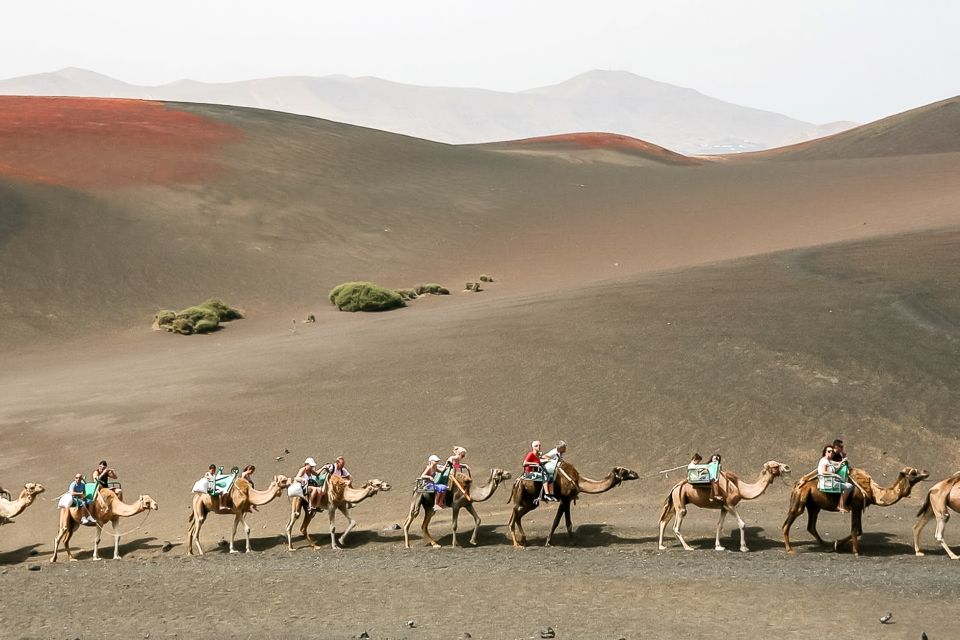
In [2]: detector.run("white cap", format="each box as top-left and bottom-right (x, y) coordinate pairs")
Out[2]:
(304, 457), (317, 466)
(428, 454), (441, 463)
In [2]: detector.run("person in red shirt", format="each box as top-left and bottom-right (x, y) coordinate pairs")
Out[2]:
(523, 441), (557, 502)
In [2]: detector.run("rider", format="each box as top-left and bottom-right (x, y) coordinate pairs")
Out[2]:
(543, 440), (567, 499)
(69, 473), (95, 525)
(523, 441), (556, 502)
(818, 445), (853, 513)
(329, 456), (351, 482)
(437, 446), (469, 509)
(418, 454), (446, 511)
(91, 460), (121, 498)
(707, 453), (724, 502)
(296, 458), (323, 512)
(204, 464), (231, 513)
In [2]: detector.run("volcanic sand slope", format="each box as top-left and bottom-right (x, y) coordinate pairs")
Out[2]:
(2, 97), (959, 353)
(750, 95), (960, 160)
(474, 131), (703, 166)
(1, 97), (960, 637)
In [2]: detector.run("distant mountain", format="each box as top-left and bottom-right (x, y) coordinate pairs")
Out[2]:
(0, 68), (857, 154)
(755, 96), (960, 160)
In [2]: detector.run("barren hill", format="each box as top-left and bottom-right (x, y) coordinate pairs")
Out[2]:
(753, 95), (960, 160)
(475, 132), (702, 166)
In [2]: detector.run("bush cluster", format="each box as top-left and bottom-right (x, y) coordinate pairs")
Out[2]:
(153, 298), (244, 335)
(329, 282), (406, 312)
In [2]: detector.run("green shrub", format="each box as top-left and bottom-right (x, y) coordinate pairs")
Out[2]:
(330, 282), (406, 312)
(415, 283), (450, 296)
(395, 288), (419, 301)
(153, 298), (244, 335)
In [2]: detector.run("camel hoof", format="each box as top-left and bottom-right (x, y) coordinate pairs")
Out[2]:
(658, 545), (666, 551)
(469, 540), (478, 546)
(69, 558), (78, 562)
(430, 543), (441, 549)
(739, 547), (749, 553)
(714, 546), (725, 552)
(229, 549), (239, 554)
(915, 551), (924, 557)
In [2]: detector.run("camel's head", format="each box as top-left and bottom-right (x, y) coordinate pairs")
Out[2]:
(763, 461), (791, 479)
(273, 475), (292, 489)
(492, 468), (513, 483)
(23, 483), (46, 497)
(140, 495), (159, 511)
(898, 467), (930, 494)
(364, 479), (392, 493)
(612, 467), (640, 484)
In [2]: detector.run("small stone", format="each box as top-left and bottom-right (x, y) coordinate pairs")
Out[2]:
(28, 549), (38, 556)
(406, 619), (416, 627)
(161, 541), (173, 552)
(383, 523), (401, 531)
(358, 633), (370, 640)
(27, 565), (40, 571)
(459, 634), (472, 640)
(540, 627), (556, 639)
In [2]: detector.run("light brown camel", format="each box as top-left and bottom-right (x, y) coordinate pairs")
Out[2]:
(187, 474), (290, 555)
(0, 483), (46, 526)
(402, 467), (512, 548)
(913, 470), (960, 560)
(507, 462), (639, 548)
(51, 489), (158, 562)
(285, 475), (391, 550)
(783, 466), (929, 556)
(657, 460), (790, 552)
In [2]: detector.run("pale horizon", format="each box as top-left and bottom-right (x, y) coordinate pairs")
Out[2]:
(3, 0), (958, 125)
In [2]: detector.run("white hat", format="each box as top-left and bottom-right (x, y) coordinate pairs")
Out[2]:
(428, 454), (441, 463)
(304, 457), (317, 466)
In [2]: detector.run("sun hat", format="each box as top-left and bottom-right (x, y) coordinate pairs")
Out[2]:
(304, 457), (317, 466)
(428, 454), (441, 463)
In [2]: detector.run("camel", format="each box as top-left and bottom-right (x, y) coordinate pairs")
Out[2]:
(658, 460), (791, 552)
(285, 475), (391, 550)
(783, 466), (929, 556)
(507, 462), (638, 548)
(0, 483), (46, 525)
(51, 489), (158, 562)
(913, 470), (960, 560)
(402, 467), (512, 548)
(187, 474), (290, 555)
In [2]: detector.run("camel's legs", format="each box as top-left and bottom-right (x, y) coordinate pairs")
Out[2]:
(658, 501), (676, 550)
(933, 510), (959, 560)
(420, 508), (441, 548)
(402, 504), (418, 549)
(714, 507), (727, 551)
(450, 504), (460, 547)
(51, 519), (73, 563)
(849, 510), (862, 556)
(112, 520), (122, 559)
(782, 507), (800, 554)
(241, 513), (252, 553)
(229, 514), (241, 553)
(509, 504), (534, 548)
(714, 505), (749, 551)
(92, 520), (103, 560)
(301, 511), (319, 549)
(192, 514), (206, 556)
(328, 505), (357, 549)
(672, 505), (695, 551)
(463, 503), (482, 546)
(285, 500), (301, 551)
(913, 504), (935, 556)
(805, 506), (827, 546)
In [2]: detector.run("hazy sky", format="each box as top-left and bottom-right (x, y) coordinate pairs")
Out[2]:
(3, 0), (957, 124)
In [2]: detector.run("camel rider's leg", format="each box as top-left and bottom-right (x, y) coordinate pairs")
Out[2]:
(711, 480), (722, 502)
(838, 483), (853, 512)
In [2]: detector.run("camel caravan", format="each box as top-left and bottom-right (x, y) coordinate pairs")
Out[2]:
(3, 439), (959, 562)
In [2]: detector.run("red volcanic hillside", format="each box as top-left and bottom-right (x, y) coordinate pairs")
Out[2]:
(0, 96), (241, 188)
(477, 132), (701, 166)
(753, 95), (960, 161)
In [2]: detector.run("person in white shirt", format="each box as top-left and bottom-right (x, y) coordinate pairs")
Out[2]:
(817, 445), (853, 512)
(543, 441), (567, 498)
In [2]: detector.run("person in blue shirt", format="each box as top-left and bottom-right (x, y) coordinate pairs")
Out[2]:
(69, 473), (95, 525)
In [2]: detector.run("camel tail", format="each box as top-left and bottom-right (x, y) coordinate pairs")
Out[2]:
(916, 490), (932, 518)
(657, 489), (675, 522)
(187, 510), (195, 525)
(783, 488), (806, 528)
